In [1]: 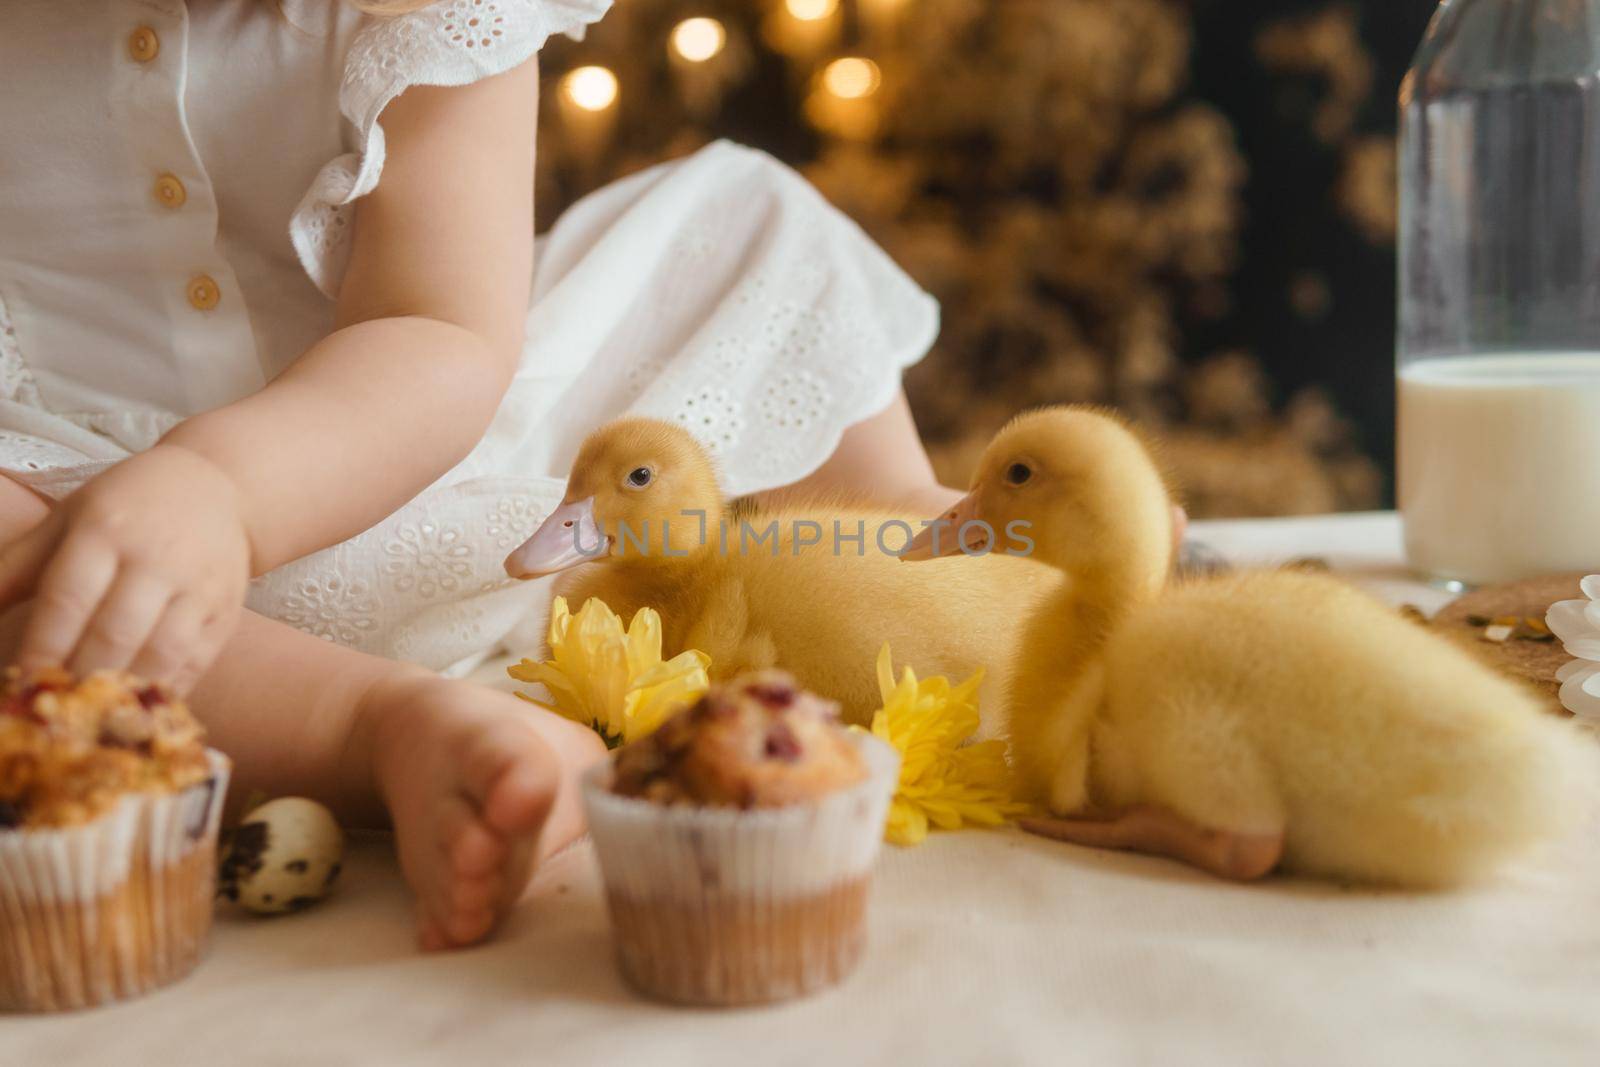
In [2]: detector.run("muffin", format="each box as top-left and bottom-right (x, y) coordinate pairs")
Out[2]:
(583, 671), (898, 1006)
(0, 668), (231, 1012)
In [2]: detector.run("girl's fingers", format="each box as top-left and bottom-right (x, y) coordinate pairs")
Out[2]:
(177, 606), (238, 695)
(129, 595), (212, 692)
(68, 570), (174, 676)
(0, 515), (64, 610)
(15, 532), (118, 673)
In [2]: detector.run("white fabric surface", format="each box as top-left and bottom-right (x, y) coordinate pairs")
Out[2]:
(7, 512), (1597, 1065)
(0, 1), (938, 672)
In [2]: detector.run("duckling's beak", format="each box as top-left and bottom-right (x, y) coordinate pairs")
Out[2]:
(900, 490), (988, 561)
(504, 497), (608, 579)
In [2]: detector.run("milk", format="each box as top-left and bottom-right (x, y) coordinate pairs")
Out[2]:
(1399, 354), (1600, 585)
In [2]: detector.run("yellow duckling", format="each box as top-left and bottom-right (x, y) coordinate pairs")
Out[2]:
(904, 406), (1594, 885)
(503, 417), (1060, 727)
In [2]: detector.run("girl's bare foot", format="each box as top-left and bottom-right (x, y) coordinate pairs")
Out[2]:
(357, 670), (606, 950)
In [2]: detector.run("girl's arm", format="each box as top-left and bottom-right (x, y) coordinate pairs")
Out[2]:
(0, 60), (539, 687)
(168, 59), (539, 570)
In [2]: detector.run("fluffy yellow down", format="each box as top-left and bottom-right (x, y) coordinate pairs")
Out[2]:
(870, 645), (1027, 846)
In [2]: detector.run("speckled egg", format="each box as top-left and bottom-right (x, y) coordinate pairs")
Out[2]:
(218, 797), (345, 915)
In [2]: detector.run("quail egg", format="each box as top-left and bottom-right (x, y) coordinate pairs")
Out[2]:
(218, 797), (344, 915)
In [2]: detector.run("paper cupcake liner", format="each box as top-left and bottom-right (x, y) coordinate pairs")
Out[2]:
(582, 732), (899, 1006)
(0, 749), (231, 1012)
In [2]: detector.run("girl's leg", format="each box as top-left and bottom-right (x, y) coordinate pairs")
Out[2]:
(756, 389), (962, 515)
(765, 388), (1192, 557)
(193, 615), (604, 950)
(0, 475), (605, 950)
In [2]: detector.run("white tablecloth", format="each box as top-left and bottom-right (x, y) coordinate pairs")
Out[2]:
(8, 513), (1598, 1066)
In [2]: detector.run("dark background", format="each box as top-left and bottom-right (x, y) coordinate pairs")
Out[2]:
(1188, 0), (1434, 497)
(538, 1), (1440, 516)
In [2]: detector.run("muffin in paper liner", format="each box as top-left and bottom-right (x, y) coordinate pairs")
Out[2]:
(582, 731), (899, 1006)
(0, 749), (231, 1012)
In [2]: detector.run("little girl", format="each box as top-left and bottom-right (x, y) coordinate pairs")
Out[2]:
(0, 1), (953, 949)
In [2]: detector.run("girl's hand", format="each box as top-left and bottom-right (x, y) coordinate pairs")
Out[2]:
(0, 445), (253, 691)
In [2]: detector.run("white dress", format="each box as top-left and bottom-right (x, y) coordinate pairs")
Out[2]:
(0, 1), (938, 673)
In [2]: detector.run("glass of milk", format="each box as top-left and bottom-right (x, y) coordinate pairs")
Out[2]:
(1398, 0), (1600, 587)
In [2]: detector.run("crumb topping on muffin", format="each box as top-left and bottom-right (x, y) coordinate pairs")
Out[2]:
(0, 667), (210, 829)
(612, 671), (866, 808)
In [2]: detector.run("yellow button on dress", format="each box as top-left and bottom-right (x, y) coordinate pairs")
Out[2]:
(128, 27), (159, 63)
(0, 0), (937, 680)
(153, 174), (186, 209)
(186, 275), (220, 311)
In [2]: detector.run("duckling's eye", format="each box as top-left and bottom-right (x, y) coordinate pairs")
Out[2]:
(626, 466), (654, 489)
(1005, 462), (1033, 486)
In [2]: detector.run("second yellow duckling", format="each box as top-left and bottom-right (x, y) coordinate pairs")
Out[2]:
(504, 417), (1060, 727)
(905, 406), (1594, 886)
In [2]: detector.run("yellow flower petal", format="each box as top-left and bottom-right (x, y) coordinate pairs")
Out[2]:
(885, 798), (929, 846)
(508, 596), (711, 747)
(870, 645), (1020, 846)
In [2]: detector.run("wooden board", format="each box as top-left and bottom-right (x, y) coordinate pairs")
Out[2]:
(1428, 572), (1586, 711)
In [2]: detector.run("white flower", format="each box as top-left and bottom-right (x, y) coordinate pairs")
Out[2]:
(1545, 575), (1600, 726)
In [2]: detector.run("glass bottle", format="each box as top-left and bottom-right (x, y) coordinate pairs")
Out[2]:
(1398, 0), (1600, 586)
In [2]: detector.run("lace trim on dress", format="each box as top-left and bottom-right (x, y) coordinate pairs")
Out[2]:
(0, 289), (42, 408)
(245, 474), (565, 672)
(289, 0), (613, 297)
(0, 297), (187, 486)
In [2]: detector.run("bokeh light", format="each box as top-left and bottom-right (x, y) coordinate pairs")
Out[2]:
(671, 17), (727, 63)
(563, 65), (620, 111)
(786, 0), (840, 21)
(822, 57), (881, 99)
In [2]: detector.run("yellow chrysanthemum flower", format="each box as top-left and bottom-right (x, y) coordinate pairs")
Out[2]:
(508, 596), (711, 748)
(869, 644), (1027, 846)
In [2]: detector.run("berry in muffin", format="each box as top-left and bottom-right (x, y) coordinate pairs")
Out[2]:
(611, 670), (866, 808)
(583, 670), (899, 1005)
(0, 667), (210, 830)
(0, 667), (230, 1011)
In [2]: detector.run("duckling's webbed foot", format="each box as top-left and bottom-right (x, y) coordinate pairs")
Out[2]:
(1019, 807), (1283, 881)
